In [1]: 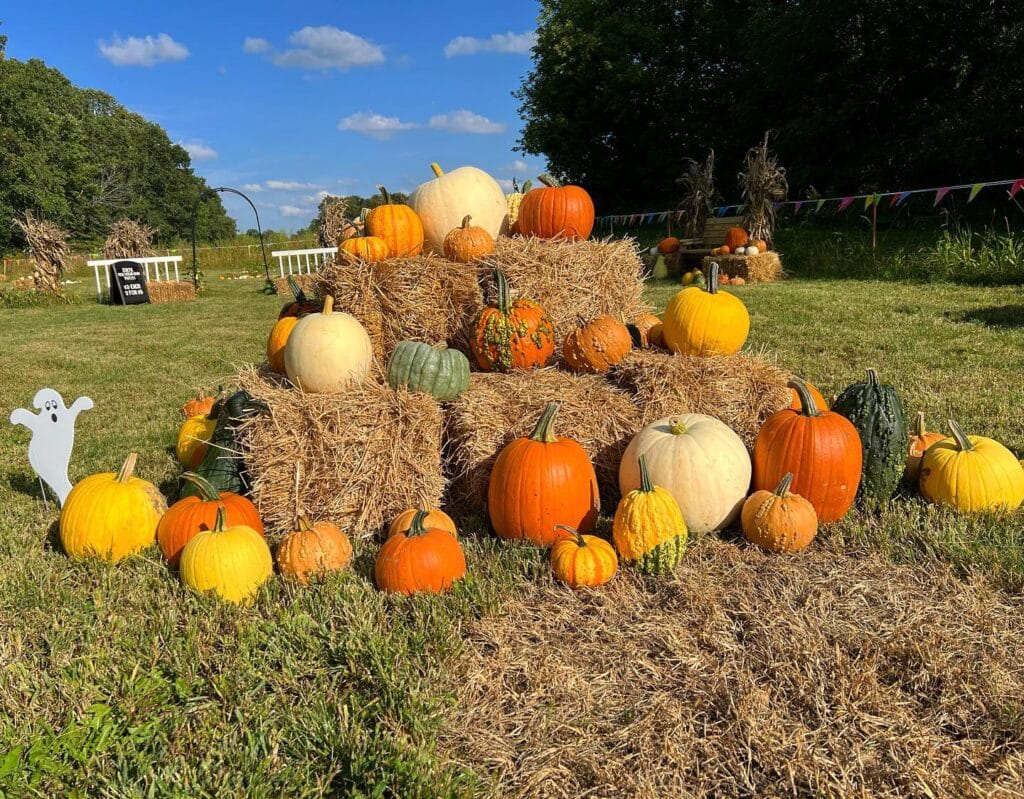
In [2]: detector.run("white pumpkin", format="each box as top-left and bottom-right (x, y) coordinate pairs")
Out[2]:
(284, 295), (373, 393)
(410, 163), (508, 253)
(745, 245), (760, 255)
(619, 414), (751, 534)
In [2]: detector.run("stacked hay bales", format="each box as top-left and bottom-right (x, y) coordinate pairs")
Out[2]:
(703, 251), (782, 282)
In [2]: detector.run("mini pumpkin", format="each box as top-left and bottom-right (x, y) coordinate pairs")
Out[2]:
(176, 415), (216, 469)
(550, 525), (618, 588)
(905, 411), (944, 485)
(662, 263), (750, 356)
(919, 420), (1024, 512)
(443, 215), (495, 262)
(516, 174), (595, 240)
(365, 185), (424, 257)
(180, 506), (273, 604)
(657, 236), (681, 255)
(386, 340), (470, 402)
(375, 510), (467, 595)
(627, 313), (663, 349)
(276, 515), (353, 584)
(752, 239), (768, 252)
(612, 454), (687, 573)
(741, 472), (818, 553)
(471, 269), (555, 372)
(181, 389), (215, 419)
(562, 314), (633, 373)
(339, 234), (389, 263)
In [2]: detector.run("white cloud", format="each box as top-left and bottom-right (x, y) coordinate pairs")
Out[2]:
(242, 36), (271, 54)
(269, 26), (384, 70)
(266, 180), (322, 190)
(98, 33), (190, 67)
(338, 112), (418, 140)
(241, 183), (264, 192)
(279, 205), (313, 218)
(429, 110), (505, 135)
(503, 159), (532, 174)
(444, 31), (536, 58)
(497, 179), (516, 192)
(181, 142), (218, 161)
(337, 178), (359, 187)
(304, 190), (334, 204)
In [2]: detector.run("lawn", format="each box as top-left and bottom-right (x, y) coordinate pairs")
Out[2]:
(0, 260), (1023, 797)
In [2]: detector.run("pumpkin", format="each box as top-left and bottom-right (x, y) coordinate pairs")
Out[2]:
(60, 452), (166, 562)
(652, 255), (669, 279)
(182, 390), (267, 498)
(752, 379), (863, 523)
(627, 313), (662, 349)
(612, 454), (687, 573)
(276, 515), (352, 584)
(662, 263), (750, 356)
(157, 472), (263, 567)
(681, 269), (697, 286)
(516, 174), (595, 240)
(718, 273), (731, 285)
(506, 178), (532, 234)
(410, 163), (508, 253)
(620, 414), (750, 534)
(741, 472), (818, 553)
(375, 510), (466, 595)
(386, 340), (470, 402)
(176, 415), (216, 469)
(267, 315), (299, 375)
(180, 506), (273, 604)
(181, 389), (215, 419)
(731, 276), (746, 285)
(723, 227), (749, 250)
(488, 402), (600, 545)
(284, 296), (373, 393)
(470, 269), (555, 372)
(905, 412), (944, 485)
(550, 525), (617, 588)
(365, 185), (424, 257)
(831, 368), (908, 502)
(790, 380), (828, 411)
(339, 235), (389, 263)
(562, 314), (633, 373)
(647, 322), (667, 349)
(657, 237), (680, 255)
(388, 507), (457, 538)
(443, 215), (495, 263)
(919, 421), (1024, 512)
(745, 246), (761, 256)
(752, 239), (768, 252)
(278, 274), (321, 319)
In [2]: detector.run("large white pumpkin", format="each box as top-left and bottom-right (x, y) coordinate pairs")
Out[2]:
(619, 414), (751, 534)
(284, 296), (373, 393)
(410, 163), (508, 253)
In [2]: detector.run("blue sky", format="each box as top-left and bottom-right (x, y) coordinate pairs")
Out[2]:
(2, 1), (544, 231)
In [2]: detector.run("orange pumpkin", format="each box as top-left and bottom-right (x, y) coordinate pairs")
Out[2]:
(278, 275), (322, 320)
(443, 215), (495, 263)
(388, 507), (457, 538)
(267, 316), (299, 375)
(731, 276), (746, 286)
(563, 314), (632, 373)
(156, 472), (263, 567)
(488, 402), (600, 546)
(628, 313), (662, 348)
(365, 185), (424, 257)
(550, 525), (618, 588)
(374, 510), (466, 595)
(340, 235), (389, 263)
(276, 516), (352, 584)
(905, 411), (945, 485)
(657, 237), (680, 255)
(752, 238), (768, 252)
(789, 380), (828, 412)
(516, 174), (595, 240)
(741, 472), (818, 553)
(471, 269), (555, 371)
(181, 390), (215, 419)
(723, 227), (749, 250)
(648, 322), (667, 349)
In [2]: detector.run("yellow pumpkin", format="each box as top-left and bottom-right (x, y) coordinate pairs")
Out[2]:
(919, 420), (1024, 513)
(612, 454), (687, 574)
(180, 506), (273, 604)
(267, 316), (299, 375)
(662, 263), (750, 356)
(410, 163), (508, 254)
(284, 295), (373, 393)
(550, 525), (618, 588)
(741, 472), (818, 553)
(59, 452), (166, 562)
(176, 415), (216, 469)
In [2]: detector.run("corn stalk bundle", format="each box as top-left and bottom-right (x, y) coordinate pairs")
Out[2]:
(676, 150), (719, 239)
(103, 219), (156, 259)
(12, 212), (69, 294)
(740, 132), (788, 247)
(317, 196), (360, 248)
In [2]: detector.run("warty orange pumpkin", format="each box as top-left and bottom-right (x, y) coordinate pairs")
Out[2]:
(562, 314), (633, 373)
(470, 269), (555, 371)
(276, 515), (352, 584)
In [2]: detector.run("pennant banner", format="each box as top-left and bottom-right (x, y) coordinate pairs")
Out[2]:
(968, 183), (984, 203)
(838, 197), (855, 212)
(934, 187), (952, 206)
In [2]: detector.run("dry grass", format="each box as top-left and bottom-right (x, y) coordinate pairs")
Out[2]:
(236, 367), (445, 538)
(12, 211), (69, 294)
(444, 369), (642, 514)
(740, 131), (789, 247)
(147, 280), (196, 303)
(612, 349), (791, 448)
(676, 150), (719, 239)
(703, 251), (783, 283)
(103, 219), (156, 259)
(488, 237), (651, 344)
(441, 539), (1024, 799)
(314, 255), (483, 363)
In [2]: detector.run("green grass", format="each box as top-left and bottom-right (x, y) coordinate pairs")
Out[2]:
(1, 260), (1023, 796)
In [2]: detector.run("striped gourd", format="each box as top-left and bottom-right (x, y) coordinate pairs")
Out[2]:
(612, 454), (688, 574)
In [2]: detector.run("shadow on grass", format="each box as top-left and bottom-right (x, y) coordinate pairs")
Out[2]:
(955, 305), (1024, 328)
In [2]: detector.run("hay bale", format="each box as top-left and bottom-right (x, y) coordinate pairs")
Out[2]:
(445, 369), (642, 514)
(612, 349), (790, 448)
(441, 541), (1024, 798)
(314, 255), (484, 363)
(488, 237), (652, 343)
(703, 251), (782, 282)
(147, 280), (196, 304)
(272, 273), (317, 297)
(236, 368), (445, 538)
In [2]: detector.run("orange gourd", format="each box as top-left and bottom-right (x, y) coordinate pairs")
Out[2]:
(365, 185), (424, 257)
(276, 516), (352, 584)
(741, 472), (819, 553)
(443, 215), (495, 263)
(471, 269), (555, 371)
(516, 174), (595, 240)
(181, 390), (215, 419)
(374, 510), (466, 595)
(562, 314), (633, 373)
(905, 411), (945, 485)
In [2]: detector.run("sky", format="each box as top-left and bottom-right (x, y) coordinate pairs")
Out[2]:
(2, 1), (545, 231)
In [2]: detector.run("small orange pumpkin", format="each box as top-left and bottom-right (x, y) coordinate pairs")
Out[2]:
(741, 472), (818, 553)
(905, 411), (945, 485)
(388, 507), (457, 538)
(723, 227), (749, 250)
(648, 322), (667, 350)
(276, 515), (353, 584)
(443, 215), (495, 263)
(340, 235), (389, 263)
(181, 390), (215, 419)
(752, 238), (768, 252)
(657, 237), (680, 255)
(731, 276), (746, 285)
(365, 185), (424, 257)
(550, 525), (618, 588)
(563, 314), (633, 373)
(628, 313), (663, 348)
(267, 316), (299, 375)
(375, 510), (467, 595)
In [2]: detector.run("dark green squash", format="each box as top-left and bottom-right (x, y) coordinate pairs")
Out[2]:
(832, 368), (908, 502)
(386, 340), (470, 402)
(180, 390), (268, 499)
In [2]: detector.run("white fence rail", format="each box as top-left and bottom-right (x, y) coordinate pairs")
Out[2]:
(86, 256), (184, 301)
(271, 247), (338, 278)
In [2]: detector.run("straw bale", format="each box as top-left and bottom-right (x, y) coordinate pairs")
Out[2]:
(703, 251), (782, 282)
(272, 273), (317, 297)
(236, 367), (445, 538)
(147, 280), (196, 304)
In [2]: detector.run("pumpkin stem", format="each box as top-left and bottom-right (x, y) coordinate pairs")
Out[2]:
(408, 509), (430, 537)
(554, 524), (586, 547)
(376, 184), (391, 205)
(116, 452), (138, 483)
(537, 173), (560, 188)
(914, 411), (928, 438)
(461, 215), (473, 229)
(788, 379), (823, 417)
(287, 274), (307, 303)
(947, 419), (974, 452)
(638, 454), (655, 493)
(213, 505), (227, 533)
(180, 472), (221, 502)
(297, 515), (314, 533)
(529, 402), (561, 443)
(522, 179), (533, 193)
(706, 262), (720, 294)
(430, 163), (444, 178)
(865, 368), (880, 387)
(493, 268), (512, 315)
(323, 295), (335, 315)
(668, 417), (688, 436)
(774, 472), (795, 497)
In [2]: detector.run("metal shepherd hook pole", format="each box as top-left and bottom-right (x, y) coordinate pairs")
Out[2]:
(189, 186), (275, 293)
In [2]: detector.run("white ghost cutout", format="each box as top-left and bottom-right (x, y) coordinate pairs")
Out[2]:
(9, 388), (94, 507)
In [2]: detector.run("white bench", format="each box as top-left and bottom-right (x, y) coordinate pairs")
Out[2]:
(87, 256), (183, 301)
(271, 247), (338, 278)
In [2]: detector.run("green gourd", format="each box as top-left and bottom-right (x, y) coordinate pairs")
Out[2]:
(180, 390), (268, 499)
(386, 340), (470, 402)
(832, 368), (908, 502)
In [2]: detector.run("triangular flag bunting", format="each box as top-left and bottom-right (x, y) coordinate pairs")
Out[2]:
(815, 199), (826, 213)
(864, 195), (875, 209)
(934, 187), (952, 206)
(793, 201), (803, 215)
(968, 183), (984, 203)
(838, 197), (855, 212)
(1009, 179), (1024, 198)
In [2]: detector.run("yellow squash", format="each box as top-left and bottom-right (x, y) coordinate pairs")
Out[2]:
(176, 415), (216, 469)
(662, 262), (749, 356)
(180, 506), (273, 604)
(612, 454), (687, 573)
(919, 420), (1024, 512)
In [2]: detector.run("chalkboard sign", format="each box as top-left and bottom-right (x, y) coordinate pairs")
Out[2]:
(108, 261), (150, 305)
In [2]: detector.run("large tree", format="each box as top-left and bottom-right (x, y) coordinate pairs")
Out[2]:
(518, 0), (1024, 213)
